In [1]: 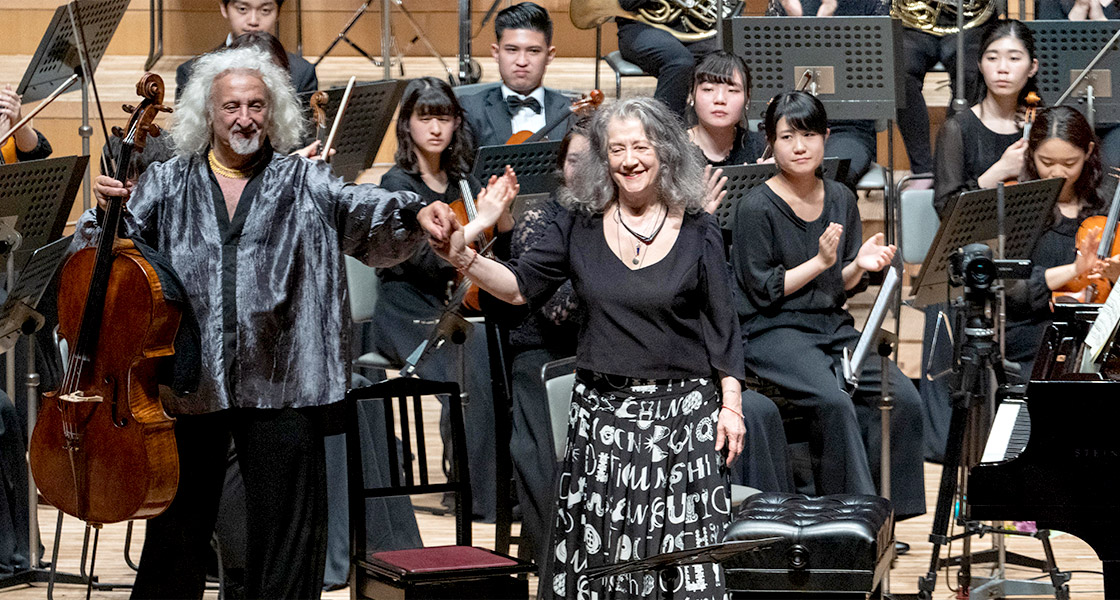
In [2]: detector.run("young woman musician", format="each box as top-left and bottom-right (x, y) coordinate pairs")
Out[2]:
(933, 19), (1040, 217)
(368, 76), (509, 522)
(432, 97), (746, 599)
(923, 19), (1040, 459)
(1006, 106), (1120, 379)
(731, 91), (926, 521)
(0, 83), (52, 163)
(687, 51), (766, 168)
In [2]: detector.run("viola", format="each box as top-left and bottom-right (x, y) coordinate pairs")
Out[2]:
(29, 73), (181, 525)
(505, 89), (604, 145)
(1052, 180), (1120, 304)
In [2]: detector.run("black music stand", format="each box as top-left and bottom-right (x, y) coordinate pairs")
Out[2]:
(711, 157), (846, 231)
(0, 156), (87, 594)
(0, 238), (70, 355)
(471, 141), (564, 196)
(298, 80), (406, 183)
(17, 0), (129, 212)
(585, 538), (780, 600)
(1027, 20), (1120, 128)
(911, 179), (1070, 600)
(911, 178), (1064, 309)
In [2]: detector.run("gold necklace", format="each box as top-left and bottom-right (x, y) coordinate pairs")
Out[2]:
(208, 150), (256, 179)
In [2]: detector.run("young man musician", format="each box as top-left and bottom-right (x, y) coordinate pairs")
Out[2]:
(458, 2), (572, 147)
(175, 0), (317, 97)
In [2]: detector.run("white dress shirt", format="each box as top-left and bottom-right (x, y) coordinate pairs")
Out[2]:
(502, 84), (547, 136)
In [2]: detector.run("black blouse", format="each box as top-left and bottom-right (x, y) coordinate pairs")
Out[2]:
(692, 127), (767, 168)
(506, 208), (745, 382)
(934, 108), (1021, 218)
(378, 166), (482, 300)
(731, 178), (867, 336)
(1004, 214), (1080, 364)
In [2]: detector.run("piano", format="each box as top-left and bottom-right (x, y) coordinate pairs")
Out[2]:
(969, 304), (1120, 598)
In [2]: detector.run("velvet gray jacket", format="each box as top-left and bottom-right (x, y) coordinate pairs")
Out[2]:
(73, 150), (426, 414)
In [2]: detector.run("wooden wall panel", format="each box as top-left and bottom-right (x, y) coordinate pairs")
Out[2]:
(0, 0), (769, 57)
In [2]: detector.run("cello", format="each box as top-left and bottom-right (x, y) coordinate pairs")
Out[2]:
(29, 73), (181, 525)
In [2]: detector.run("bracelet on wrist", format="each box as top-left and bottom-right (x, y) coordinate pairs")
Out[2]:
(721, 404), (743, 420)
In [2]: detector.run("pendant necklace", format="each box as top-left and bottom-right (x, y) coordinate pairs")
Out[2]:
(616, 203), (667, 265)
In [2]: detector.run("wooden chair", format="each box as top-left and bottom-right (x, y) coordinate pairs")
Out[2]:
(346, 377), (535, 600)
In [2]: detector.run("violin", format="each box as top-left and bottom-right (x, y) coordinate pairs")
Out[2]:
(29, 73), (181, 525)
(307, 76), (357, 163)
(1052, 180), (1120, 304)
(505, 89), (604, 145)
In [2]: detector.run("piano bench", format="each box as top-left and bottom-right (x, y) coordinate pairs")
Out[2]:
(724, 492), (894, 599)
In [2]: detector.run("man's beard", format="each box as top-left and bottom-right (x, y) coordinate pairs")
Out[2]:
(228, 126), (263, 156)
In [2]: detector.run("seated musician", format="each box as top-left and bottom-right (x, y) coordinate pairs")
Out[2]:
(369, 77), (509, 522)
(730, 91), (926, 528)
(175, 0), (317, 97)
(458, 2), (572, 147)
(0, 83), (52, 163)
(766, 0), (887, 191)
(1037, 0), (1120, 169)
(922, 21), (1040, 454)
(611, 0), (718, 117)
(687, 51), (766, 169)
(83, 45), (488, 599)
(1005, 106), (1120, 380)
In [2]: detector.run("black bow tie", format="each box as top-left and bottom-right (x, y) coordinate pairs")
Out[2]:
(506, 95), (542, 115)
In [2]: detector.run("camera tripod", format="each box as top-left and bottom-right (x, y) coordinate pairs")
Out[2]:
(918, 253), (1069, 600)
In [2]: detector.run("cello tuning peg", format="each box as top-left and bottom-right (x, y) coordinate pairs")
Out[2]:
(121, 103), (135, 113)
(148, 124), (163, 137)
(159, 106), (173, 113)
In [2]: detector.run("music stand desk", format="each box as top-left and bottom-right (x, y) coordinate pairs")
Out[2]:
(298, 80), (406, 183)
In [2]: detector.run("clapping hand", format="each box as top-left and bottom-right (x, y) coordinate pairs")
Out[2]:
(817, 222), (843, 267)
(855, 232), (896, 273)
(702, 165), (727, 215)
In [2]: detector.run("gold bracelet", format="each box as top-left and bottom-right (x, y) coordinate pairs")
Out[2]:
(721, 405), (743, 419)
(457, 249), (478, 273)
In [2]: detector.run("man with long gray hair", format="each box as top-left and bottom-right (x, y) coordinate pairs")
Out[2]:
(81, 45), (514, 599)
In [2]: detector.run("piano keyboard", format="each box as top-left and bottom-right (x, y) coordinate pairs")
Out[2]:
(980, 399), (1032, 463)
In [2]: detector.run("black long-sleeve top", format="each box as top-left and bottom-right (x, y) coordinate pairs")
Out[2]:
(934, 108), (1021, 218)
(731, 178), (868, 336)
(1004, 214), (1080, 364)
(377, 166), (483, 301)
(692, 127), (767, 168)
(505, 207), (745, 382)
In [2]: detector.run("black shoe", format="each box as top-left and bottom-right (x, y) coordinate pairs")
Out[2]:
(895, 540), (910, 556)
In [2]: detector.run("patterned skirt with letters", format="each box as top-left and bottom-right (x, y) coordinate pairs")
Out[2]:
(545, 372), (731, 600)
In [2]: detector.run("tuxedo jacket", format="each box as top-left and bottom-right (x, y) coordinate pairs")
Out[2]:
(176, 50), (319, 99)
(458, 86), (573, 147)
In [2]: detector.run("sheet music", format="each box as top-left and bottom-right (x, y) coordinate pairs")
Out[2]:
(1081, 288), (1120, 372)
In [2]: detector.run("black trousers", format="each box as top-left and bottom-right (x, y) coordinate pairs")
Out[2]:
(745, 318), (927, 520)
(509, 347), (564, 571)
(728, 389), (796, 494)
(617, 19), (718, 117)
(897, 27), (983, 175)
(827, 120), (878, 191)
(130, 407), (328, 600)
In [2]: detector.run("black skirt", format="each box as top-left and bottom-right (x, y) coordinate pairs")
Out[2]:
(545, 372), (731, 600)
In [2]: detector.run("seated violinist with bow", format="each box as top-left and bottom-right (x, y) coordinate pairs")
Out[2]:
(81, 45), (515, 600)
(458, 2), (574, 146)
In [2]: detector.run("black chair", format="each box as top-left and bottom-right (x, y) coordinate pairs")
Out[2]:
(345, 377), (535, 600)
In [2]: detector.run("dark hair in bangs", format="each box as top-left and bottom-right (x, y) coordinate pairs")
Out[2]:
(689, 51), (752, 130)
(394, 77), (476, 179)
(693, 51), (752, 92)
(974, 19), (1040, 107)
(763, 90), (828, 145)
(1024, 105), (1106, 219)
(229, 31), (289, 72)
(495, 2), (553, 45)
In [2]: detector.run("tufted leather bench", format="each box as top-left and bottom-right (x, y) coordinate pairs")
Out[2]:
(723, 493), (894, 598)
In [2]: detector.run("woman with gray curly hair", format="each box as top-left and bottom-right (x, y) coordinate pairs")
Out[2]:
(431, 96), (745, 599)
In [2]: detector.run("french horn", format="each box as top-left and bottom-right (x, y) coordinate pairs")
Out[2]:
(570, 0), (741, 42)
(891, 0), (995, 37)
